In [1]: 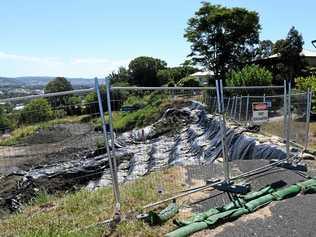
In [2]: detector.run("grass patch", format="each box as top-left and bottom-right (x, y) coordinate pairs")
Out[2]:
(0, 167), (185, 237)
(0, 115), (90, 146)
(96, 92), (172, 132)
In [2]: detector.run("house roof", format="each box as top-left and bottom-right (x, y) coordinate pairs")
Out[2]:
(268, 49), (316, 59)
(190, 71), (214, 77)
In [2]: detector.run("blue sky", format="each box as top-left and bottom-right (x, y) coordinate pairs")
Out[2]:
(1, 0), (315, 78)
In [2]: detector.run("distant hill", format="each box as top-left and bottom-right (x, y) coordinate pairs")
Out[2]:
(0, 77), (95, 87)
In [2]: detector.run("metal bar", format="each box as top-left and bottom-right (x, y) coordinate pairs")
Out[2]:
(216, 80), (229, 182)
(263, 93), (266, 102)
(286, 80), (291, 159)
(0, 88), (300, 104)
(212, 96), (217, 113)
(224, 85), (284, 90)
(0, 88), (95, 103)
(239, 96), (242, 121)
(111, 86), (216, 90)
(245, 95), (249, 123)
(234, 96), (238, 119)
(283, 80), (288, 141)
(94, 78), (120, 206)
(230, 96), (235, 118)
(304, 89), (312, 151)
(143, 157), (289, 209)
(226, 97), (231, 113)
(105, 77), (121, 204)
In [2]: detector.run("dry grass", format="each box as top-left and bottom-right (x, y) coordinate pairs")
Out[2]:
(0, 167), (186, 237)
(0, 115), (89, 146)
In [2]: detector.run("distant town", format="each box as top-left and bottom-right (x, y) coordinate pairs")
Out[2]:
(0, 77), (95, 99)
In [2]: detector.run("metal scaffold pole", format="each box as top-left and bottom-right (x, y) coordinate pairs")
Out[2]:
(286, 80), (291, 160)
(283, 80), (288, 144)
(105, 77), (121, 207)
(245, 95), (250, 124)
(304, 89), (312, 151)
(239, 96), (242, 122)
(95, 78), (121, 219)
(216, 80), (229, 182)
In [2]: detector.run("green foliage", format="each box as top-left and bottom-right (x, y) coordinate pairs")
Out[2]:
(227, 65), (272, 86)
(177, 76), (200, 87)
(0, 167), (183, 237)
(95, 92), (170, 132)
(18, 99), (53, 125)
(44, 77), (74, 115)
(65, 96), (82, 115)
(185, 2), (260, 82)
(255, 40), (274, 59)
(0, 105), (11, 131)
(157, 66), (198, 85)
(108, 66), (130, 83)
(44, 77), (73, 94)
(84, 86), (128, 113)
(128, 56), (167, 86)
(0, 115), (87, 146)
(295, 76), (316, 91)
(272, 27), (305, 82)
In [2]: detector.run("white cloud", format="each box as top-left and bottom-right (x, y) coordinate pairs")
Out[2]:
(0, 51), (130, 78)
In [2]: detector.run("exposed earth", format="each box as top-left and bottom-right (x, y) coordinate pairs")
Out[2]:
(0, 100), (316, 237)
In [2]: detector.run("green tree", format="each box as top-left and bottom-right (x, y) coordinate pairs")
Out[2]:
(273, 27), (305, 83)
(0, 106), (11, 131)
(108, 67), (129, 84)
(177, 76), (200, 87)
(255, 40), (274, 59)
(227, 65), (272, 87)
(18, 99), (53, 124)
(44, 77), (73, 94)
(185, 3), (260, 84)
(128, 56), (167, 86)
(44, 77), (75, 115)
(295, 76), (316, 91)
(157, 66), (198, 85)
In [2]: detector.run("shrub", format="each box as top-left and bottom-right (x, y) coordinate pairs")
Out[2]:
(227, 65), (272, 86)
(295, 76), (316, 91)
(18, 99), (53, 125)
(0, 105), (11, 131)
(177, 76), (200, 87)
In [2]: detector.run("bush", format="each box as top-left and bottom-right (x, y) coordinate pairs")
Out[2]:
(177, 76), (200, 87)
(295, 76), (316, 91)
(227, 65), (272, 86)
(0, 106), (11, 132)
(18, 99), (53, 125)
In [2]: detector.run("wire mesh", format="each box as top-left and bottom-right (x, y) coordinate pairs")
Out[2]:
(0, 89), (107, 176)
(108, 87), (221, 211)
(289, 91), (309, 147)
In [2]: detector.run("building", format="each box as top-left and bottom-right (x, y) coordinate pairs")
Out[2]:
(189, 71), (214, 86)
(254, 49), (316, 67)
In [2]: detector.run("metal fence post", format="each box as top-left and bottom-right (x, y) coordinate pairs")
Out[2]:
(286, 80), (291, 159)
(263, 93), (266, 103)
(95, 78), (121, 216)
(212, 96), (217, 113)
(304, 89), (312, 151)
(245, 95), (249, 123)
(105, 77), (121, 203)
(230, 96), (235, 118)
(216, 80), (229, 182)
(239, 96), (243, 122)
(234, 96), (238, 120)
(283, 80), (288, 142)
(226, 97), (231, 114)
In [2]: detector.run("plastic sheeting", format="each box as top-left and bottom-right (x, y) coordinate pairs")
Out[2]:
(1, 101), (288, 215)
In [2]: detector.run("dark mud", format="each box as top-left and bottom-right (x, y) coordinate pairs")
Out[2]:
(0, 101), (290, 218)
